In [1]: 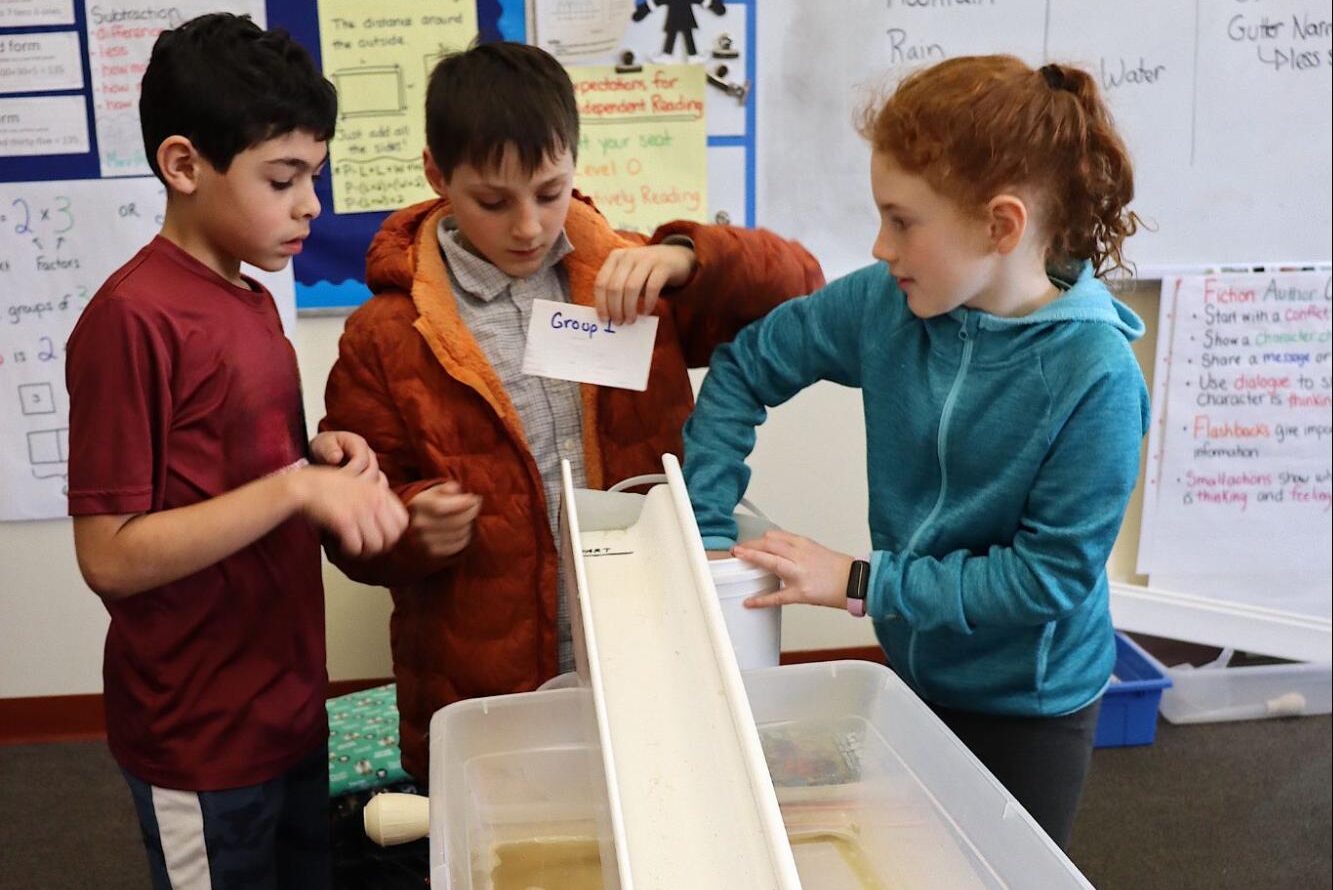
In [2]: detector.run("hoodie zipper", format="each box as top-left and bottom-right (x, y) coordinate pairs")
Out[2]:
(901, 317), (976, 690)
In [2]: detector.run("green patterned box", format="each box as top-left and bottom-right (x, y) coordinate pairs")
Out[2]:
(327, 683), (410, 797)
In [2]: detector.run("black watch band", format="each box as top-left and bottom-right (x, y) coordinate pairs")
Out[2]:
(845, 559), (869, 617)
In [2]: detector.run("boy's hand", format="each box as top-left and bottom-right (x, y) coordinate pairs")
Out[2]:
(310, 430), (380, 481)
(404, 481), (483, 562)
(594, 243), (695, 325)
(731, 530), (854, 611)
(294, 467), (408, 558)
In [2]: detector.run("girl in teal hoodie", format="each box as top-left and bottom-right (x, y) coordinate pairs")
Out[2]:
(683, 55), (1149, 848)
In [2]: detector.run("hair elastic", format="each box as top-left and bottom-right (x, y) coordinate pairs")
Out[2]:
(1040, 64), (1068, 91)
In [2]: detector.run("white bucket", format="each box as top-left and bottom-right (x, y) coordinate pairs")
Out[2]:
(609, 476), (783, 671)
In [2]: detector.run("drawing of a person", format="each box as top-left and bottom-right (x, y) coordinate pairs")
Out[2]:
(632, 0), (725, 60)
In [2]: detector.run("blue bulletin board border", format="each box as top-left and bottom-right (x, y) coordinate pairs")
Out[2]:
(0, 0), (757, 313)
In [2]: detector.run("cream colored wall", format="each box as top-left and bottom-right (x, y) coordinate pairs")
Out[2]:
(0, 282), (1162, 698)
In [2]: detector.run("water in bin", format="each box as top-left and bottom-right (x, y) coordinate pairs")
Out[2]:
(607, 474), (782, 671)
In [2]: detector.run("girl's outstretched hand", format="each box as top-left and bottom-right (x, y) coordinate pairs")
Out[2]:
(731, 530), (854, 611)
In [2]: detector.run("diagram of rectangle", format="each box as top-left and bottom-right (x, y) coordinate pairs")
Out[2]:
(19, 382), (56, 415)
(334, 66), (405, 118)
(27, 426), (68, 464)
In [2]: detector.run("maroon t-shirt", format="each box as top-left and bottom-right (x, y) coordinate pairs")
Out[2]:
(66, 236), (326, 791)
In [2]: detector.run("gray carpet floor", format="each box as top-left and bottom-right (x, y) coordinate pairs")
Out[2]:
(1, 714), (1328, 889)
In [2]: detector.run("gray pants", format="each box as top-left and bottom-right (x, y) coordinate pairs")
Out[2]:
(929, 697), (1102, 849)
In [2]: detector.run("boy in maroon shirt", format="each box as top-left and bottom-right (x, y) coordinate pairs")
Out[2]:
(65, 14), (407, 889)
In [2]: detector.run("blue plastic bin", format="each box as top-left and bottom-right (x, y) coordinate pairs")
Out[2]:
(1094, 632), (1172, 748)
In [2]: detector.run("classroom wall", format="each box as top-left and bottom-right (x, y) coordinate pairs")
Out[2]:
(0, 281), (1159, 700)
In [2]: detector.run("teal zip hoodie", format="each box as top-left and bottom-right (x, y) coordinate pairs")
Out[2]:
(684, 260), (1149, 716)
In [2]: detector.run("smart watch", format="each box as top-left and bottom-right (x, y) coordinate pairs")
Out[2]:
(845, 558), (869, 617)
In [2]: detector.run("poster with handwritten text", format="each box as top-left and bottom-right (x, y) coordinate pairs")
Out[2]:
(0, 179), (294, 521)
(568, 63), (707, 233)
(532, 0), (634, 63)
(317, 0), (476, 214)
(84, 0), (265, 177)
(1, 1), (75, 28)
(1139, 272), (1332, 594)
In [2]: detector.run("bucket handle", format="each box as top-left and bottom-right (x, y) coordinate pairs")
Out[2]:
(608, 474), (772, 526)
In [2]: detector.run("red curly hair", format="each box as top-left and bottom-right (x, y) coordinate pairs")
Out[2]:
(862, 55), (1141, 276)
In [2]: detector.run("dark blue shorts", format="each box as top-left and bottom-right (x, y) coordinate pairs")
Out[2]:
(121, 744), (330, 890)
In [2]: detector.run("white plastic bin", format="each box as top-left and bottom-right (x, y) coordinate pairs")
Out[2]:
(429, 661), (1093, 889)
(429, 687), (620, 890)
(1158, 659), (1331, 724)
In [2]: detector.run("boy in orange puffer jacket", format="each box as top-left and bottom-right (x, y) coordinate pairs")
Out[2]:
(321, 41), (822, 781)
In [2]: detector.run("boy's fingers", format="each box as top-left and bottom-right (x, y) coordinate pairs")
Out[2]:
(606, 263), (636, 323)
(642, 265), (671, 312)
(383, 495), (409, 531)
(413, 481), (461, 510)
(375, 509), (405, 552)
(441, 498), (482, 530)
(337, 524), (364, 559)
(623, 264), (656, 324)
(593, 268), (613, 320)
(359, 521), (384, 557)
(436, 493), (481, 516)
(595, 254), (625, 320)
(417, 492), (480, 524)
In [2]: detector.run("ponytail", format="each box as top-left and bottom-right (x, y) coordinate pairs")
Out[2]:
(1033, 62), (1140, 275)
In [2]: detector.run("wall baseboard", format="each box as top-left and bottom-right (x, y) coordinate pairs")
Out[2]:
(2, 647), (889, 745)
(780, 646), (886, 666)
(0, 678), (393, 746)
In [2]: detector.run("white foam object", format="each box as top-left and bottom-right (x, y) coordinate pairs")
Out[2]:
(363, 793), (429, 846)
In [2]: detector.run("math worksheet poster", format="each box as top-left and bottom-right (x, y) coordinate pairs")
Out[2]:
(0, 180), (294, 521)
(317, 0), (476, 214)
(84, 0), (266, 177)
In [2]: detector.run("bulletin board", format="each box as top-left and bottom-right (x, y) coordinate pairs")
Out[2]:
(0, 0), (524, 312)
(1, 0), (756, 312)
(0, 0), (754, 520)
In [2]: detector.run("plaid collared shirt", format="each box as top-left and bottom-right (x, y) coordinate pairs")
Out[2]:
(437, 217), (584, 673)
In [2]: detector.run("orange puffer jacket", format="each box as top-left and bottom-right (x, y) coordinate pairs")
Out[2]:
(322, 194), (823, 779)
